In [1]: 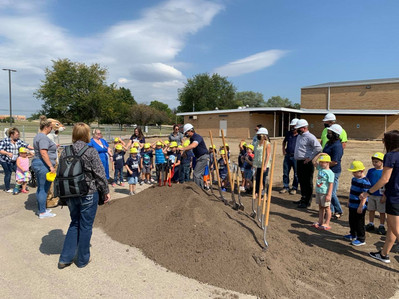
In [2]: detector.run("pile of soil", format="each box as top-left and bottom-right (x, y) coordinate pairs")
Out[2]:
(95, 183), (399, 298)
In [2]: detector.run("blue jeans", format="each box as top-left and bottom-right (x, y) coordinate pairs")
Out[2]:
(179, 163), (191, 183)
(330, 172), (343, 214)
(283, 154), (298, 190)
(31, 159), (51, 214)
(114, 168), (123, 184)
(59, 192), (99, 267)
(0, 160), (16, 190)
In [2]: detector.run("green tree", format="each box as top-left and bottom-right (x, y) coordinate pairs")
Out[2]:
(177, 73), (237, 112)
(34, 58), (109, 123)
(149, 100), (174, 123)
(129, 104), (169, 125)
(234, 91), (266, 107)
(265, 96), (300, 109)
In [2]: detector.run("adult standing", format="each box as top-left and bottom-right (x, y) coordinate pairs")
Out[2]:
(31, 116), (57, 219)
(169, 124), (184, 145)
(0, 127), (32, 192)
(253, 127), (271, 196)
(360, 130), (399, 264)
(181, 123), (209, 188)
(252, 124), (263, 146)
(320, 113), (348, 149)
(58, 123), (110, 269)
(294, 119), (322, 208)
(323, 124), (344, 218)
(88, 129), (113, 180)
(126, 126), (145, 149)
(280, 118), (299, 195)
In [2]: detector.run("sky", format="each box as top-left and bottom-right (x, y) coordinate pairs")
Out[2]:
(1, 0), (399, 117)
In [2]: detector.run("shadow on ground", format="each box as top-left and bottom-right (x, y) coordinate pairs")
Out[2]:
(40, 229), (65, 255)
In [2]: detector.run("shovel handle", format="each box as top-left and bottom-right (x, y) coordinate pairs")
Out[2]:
(220, 130), (233, 189)
(262, 142), (277, 226)
(257, 140), (268, 207)
(209, 131), (222, 188)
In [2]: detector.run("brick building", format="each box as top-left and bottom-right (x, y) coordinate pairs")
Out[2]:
(177, 77), (399, 140)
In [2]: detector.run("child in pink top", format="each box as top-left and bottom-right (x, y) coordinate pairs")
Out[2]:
(15, 147), (31, 194)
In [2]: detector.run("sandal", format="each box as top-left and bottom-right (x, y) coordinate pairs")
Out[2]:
(311, 222), (320, 228)
(318, 225), (331, 230)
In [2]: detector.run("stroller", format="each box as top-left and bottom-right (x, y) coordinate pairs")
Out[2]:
(28, 166), (37, 188)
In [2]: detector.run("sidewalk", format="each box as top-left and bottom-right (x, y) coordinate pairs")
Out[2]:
(0, 170), (254, 298)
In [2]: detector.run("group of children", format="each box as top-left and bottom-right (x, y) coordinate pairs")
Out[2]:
(312, 151), (386, 247)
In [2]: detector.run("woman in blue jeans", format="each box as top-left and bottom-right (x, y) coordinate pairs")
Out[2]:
(32, 116), (58, 219)
(323, 124), (344, 218)
(58, 123), (110, 269)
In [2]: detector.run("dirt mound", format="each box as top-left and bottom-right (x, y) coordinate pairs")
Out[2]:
(95, 183), (399, 298)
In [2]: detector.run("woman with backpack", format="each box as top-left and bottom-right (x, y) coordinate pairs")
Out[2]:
(58, 123), (110, 269)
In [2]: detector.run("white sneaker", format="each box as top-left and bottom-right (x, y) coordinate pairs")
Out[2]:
(39, 211), (56, 219)
(5, 189), (13, 193)
(239, 186), (245, 191)
(36, 209), (52, 216)
(140, 181), (144, 185)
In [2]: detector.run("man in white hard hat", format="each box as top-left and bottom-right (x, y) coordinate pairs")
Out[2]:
(294, 119), (322, 208)
(280, 118), (299, 195)
(320, 113), (348, 149)
(181, 123), (209, 189)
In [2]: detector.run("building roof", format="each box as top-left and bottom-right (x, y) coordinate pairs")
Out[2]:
(176, 107), (301, 116)
(302, 77), (399, 89)
(177, 107), (399, 116)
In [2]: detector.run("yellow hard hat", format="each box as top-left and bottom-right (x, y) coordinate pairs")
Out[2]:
(144, 143), (151, 149)
(247, 144), (254, 151)
(209, 144), (216, 149)
(170, 141), (178, 148)
(46, 172), (56, 182)
(224, 143), (229, 147)
(220, 149), (226, 155)
(130, 147), (138, 154)
(372, 152), (384, 161)
(114, 137), (120, 142)
(19, 147), (28, 153)
(242, 142), (247, 146)
(115, 144), (123, 150)
(348, 161), (365, 172)
(177, 145), (183, 149)
(164, 140), (170, 145)
(133, 142), (139, 148)
(156, 141), (162, 146)
(318, 154), (331, 163)
(183, 140), (190, 147)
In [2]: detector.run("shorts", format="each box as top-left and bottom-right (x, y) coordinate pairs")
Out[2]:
(386, 201), (399, 216)
(128, 176), (138, 185)
(240, 167), (245, 172)
(244, 169), (253, 180)
(367, 195), (385, 213)
(316, 193), (330, 207)
(16, 171), (31, 182)
(142, 165), (151, 174)
(220, 173), (227, 180)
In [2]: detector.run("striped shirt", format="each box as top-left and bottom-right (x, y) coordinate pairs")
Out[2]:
(349, 177), (371, 209)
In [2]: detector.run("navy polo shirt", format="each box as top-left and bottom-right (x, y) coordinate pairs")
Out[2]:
(323, 141), (343, 173)
(190, 133), (207, 158)
(283, 131), (298, 155)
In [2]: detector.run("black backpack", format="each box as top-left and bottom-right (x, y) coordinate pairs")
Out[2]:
(54, 145), (89, 200)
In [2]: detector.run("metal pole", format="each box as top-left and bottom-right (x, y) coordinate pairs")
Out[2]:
(3, 68), (17, 127)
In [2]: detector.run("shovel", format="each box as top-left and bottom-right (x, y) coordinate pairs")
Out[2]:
(250, 170), (257, 218)
(251, 142), (268, 219)
(209, 131), (227, 204)
(234, 164), (244, 211)
(261, 142), (276, 249)
(221, 129), (239, 210)
(167, 163), (176, 187)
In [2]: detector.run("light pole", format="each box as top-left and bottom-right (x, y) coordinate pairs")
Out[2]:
(2, 68), (16, 127)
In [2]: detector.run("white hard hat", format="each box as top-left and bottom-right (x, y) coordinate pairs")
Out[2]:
(323, 113), (336, 122)
(295, 119), (309, 129)
(183, 123), (194, 134)
(328, 124), (343, 135)
(290, 118), (299, 126)
(257, 127), (268, 135)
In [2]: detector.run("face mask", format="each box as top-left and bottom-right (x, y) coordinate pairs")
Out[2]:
(324, 123), (330, 128)
(297, 129), (304, 135)
(13, 138), (18, 141)
(327, 132), (333, 140)
(290, 127), (296, 132)
(257, 135), (262, 140)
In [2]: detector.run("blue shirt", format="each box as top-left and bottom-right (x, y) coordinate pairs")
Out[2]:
(113, 151), (125, 169)
(323, 141), (343, 173)
(141, 150), (153, 166)
(384, 151), (399, 205)
(190, 133), (207, 158)
(154, 148), (166, 164)
(366, 168), (383, 196)
(181, 150), (193, 164)
(283, 131), (298, 155)
(349, 177), (371, 209)
(218, 157), (227, 177)
(126, 156), (140, 177)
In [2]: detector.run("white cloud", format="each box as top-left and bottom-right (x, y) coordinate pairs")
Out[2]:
(0, 0), (223, 115)
(214, 50), (289, 77)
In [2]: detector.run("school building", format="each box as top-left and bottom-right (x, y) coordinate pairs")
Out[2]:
(177, 77), (399, 140)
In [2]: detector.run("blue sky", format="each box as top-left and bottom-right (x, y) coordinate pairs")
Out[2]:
(0, 0), (398, 117)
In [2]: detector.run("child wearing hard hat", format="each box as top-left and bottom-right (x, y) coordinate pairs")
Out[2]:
(311, 153), (335, 230)
(112, 144), (126, 187)
(152, 140), (167, 186)
(114, 137), (127, 149)
(179, 140), (193, 183)
(166, 141), (181, 184)
(243, 144), (255, 193)
(125, 147), (141, 195)
(141, 143), (153, 184)
(365, 152), (386, 235)
(14, 147), (31, 195)
(344, 161), (371, 246)
(208, 145), (217, 185)
(238, 141), (247, 191)
(218, 149), (228, 192)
